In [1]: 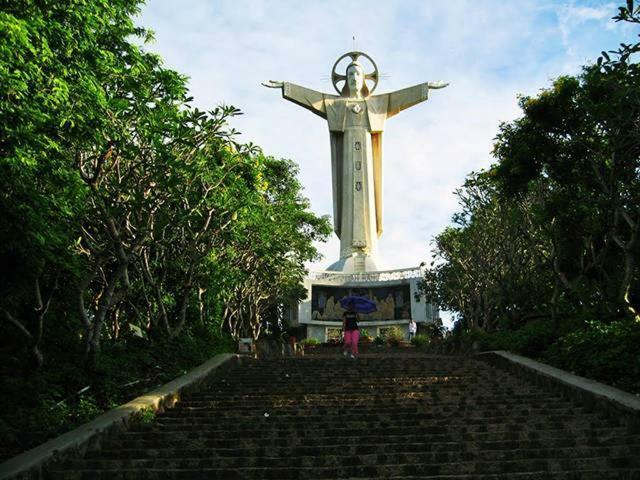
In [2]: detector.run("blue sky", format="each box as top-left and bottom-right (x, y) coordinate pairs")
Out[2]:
(139, 0), (636, 276)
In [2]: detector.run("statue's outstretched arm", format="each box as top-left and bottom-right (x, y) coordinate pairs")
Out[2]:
(262, 80), (328, 118)
(385, 81), (449, 118)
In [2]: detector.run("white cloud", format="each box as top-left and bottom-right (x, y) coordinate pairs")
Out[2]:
(555, 2), (625, 69)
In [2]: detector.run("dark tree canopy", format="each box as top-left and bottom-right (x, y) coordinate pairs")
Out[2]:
(422, 3), (640, 329)
(0, 0), (330, 368)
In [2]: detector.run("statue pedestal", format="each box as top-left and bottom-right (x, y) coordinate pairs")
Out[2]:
(291, 266), (438, 342)
(326, 252), (380, 273)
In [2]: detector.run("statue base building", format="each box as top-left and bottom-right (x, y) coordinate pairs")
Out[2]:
(291, 266), (439, 342)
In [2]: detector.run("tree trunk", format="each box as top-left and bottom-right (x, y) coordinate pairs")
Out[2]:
(171, 288), (191, 337)
(198, 286), (206, 326)
(2, 274), (56, 371)
(613, 207), (639, 320)
(82, 260), (129, 363)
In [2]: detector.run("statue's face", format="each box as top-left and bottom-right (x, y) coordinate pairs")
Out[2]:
(347, 64), (365, 96)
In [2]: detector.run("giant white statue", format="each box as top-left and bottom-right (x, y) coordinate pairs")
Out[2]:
(264, 51), (447, 272)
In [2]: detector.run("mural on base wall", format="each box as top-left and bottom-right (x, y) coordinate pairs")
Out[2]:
(311, 284), (411, 321)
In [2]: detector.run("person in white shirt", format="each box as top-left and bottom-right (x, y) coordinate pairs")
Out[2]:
(408, 318), (417, 341)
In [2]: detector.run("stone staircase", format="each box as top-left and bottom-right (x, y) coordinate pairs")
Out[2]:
(48, 353), (640, 479)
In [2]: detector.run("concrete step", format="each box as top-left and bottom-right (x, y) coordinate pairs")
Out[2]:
(146, 418), (617, 436)
(87, 443), (640, 463)
(48, 461), (640, 480)
(62, 451), (640, 470)
(47, 354), (637, 479)
(163, 404), (585, 419)
(119, 426), (633, 447)
(107, 431), (640, 451)
(178, 394), (564, 409)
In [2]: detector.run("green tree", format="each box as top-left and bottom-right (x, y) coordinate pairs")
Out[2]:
(422, 173), (553, 331)
(1, 0), (331, 369)
(216, 155), (331, 341)
(0, 0), (152, 367)
(423, 2), (640, 329)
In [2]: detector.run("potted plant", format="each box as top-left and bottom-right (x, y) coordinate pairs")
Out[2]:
(300, 337), (321, 352)
(359, 329), (373, 344)
(381, 326), (405, 347)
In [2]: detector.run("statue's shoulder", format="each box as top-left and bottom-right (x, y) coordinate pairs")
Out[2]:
(325, 97), (348, 114)
(324, 95), (344, 105)
(324, 98), (347, 131)
(366, 95), (389, 112)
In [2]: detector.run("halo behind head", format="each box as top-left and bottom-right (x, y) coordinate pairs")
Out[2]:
(331, 51), (379, 96)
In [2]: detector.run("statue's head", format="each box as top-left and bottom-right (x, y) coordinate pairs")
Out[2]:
(346, 61), (368, 98)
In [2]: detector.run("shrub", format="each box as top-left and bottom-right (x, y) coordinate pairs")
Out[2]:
(490, 318), (558, 358)
(421, 323), (445, 341)
(373, 336), (385, 346)
(439, 319), (560, 356)
(131, 406), (156, 425)
(326, 328), (342, 342)
(300, 337), (321, 347)
(411, 334), (429, 347)
(360, 329), (373, 340)
(381, 326), (404, 346)
(544, 320), (640, 393)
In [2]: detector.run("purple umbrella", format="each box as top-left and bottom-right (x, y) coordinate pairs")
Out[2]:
(340, 295), (377, 314)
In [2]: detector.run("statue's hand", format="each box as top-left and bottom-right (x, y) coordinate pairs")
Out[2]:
(427, 81), (449, 89)
(262, 80), (284, 89)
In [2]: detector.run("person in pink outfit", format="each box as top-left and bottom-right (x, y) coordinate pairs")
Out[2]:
(342, 305), (360, 358)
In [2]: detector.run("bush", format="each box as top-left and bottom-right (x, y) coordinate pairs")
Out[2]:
(131, 406), (156, 425)
(544, 320), (640, 393)
(411, 334), (429, 347)
(485, 318), (558, 358)
(300, 337), (320, 347)
(326, 328), (342, 343)
(438, 319), (559, 356)
(381, 326), (404, 346)
(360, 329), (373, 340)
(421, 323), (445, 341)
(373, 336), (385, 346)
(440, 318), (640, 394)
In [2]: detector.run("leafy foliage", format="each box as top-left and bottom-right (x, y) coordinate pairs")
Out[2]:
(421, 2), (640, 391)
(359, 329), (373, 340)
(0, 329), (233, 460)
(381, 326), (404, 345)
(410, 334), (429, 347)
(544, 320), (640, 393)
(0, 0), (330, 459)
(300, 337), (321, 347)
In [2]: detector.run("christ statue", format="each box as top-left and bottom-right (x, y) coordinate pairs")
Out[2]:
(263, 51), (447, 272)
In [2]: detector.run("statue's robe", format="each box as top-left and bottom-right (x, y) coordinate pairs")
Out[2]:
(282, 82), (431, 266)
